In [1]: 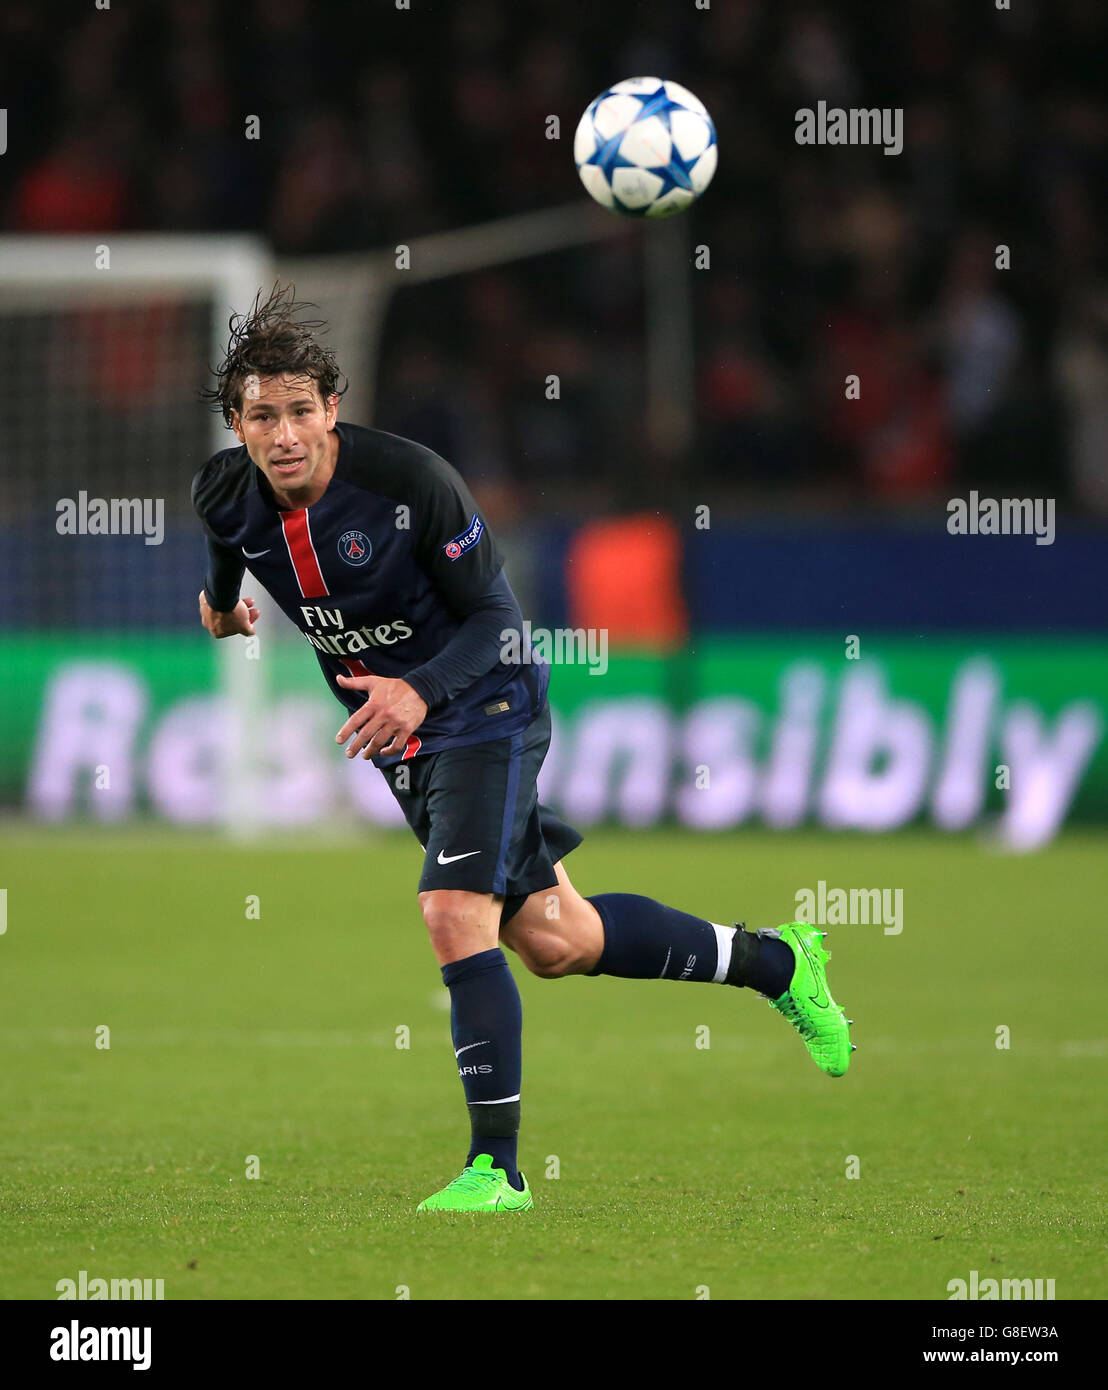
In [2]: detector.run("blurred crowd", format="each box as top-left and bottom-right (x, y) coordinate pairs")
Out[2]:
(1, 0), (1105, 513)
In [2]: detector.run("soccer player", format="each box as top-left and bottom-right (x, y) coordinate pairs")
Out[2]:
(192, 285), (854, 1213)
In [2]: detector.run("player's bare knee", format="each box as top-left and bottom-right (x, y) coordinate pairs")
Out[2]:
(419, 890), (462, 928)
(419, 889), (497, 967)
(418, 895), (450, 937)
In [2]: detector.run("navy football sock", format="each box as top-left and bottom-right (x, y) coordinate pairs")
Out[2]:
(584, 894), (796, 998)
(585, 893), (735, 982)
(441, 947), (524, 1191)
(725, 928), (796, 999)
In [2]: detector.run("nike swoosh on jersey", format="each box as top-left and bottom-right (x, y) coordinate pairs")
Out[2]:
(437, 849), (481, 865)
(454, 1040), (490, 1058)
(242, 547), (270, 558)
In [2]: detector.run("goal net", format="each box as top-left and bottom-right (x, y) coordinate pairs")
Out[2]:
(0, 234), (272, 829)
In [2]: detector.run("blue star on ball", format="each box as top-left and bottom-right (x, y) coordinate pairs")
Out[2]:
(584, 83), (708, 209)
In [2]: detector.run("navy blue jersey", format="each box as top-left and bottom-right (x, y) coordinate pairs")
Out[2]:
(191, 421), (548, 768)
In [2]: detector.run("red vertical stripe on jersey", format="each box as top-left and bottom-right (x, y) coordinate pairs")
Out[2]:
(280, 509), (328, 598)
(339, 659), (370, 679)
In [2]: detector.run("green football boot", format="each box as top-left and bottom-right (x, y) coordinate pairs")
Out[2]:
(416, 1154), (534, 1212)
(761, 923), (854, 1077)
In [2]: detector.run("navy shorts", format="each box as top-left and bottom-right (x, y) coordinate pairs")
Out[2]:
(383, 703), (583, 925)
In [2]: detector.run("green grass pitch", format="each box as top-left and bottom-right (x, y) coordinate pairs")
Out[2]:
(1, 826), (1104, 1300)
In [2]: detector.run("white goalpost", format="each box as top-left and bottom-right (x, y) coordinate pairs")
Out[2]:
(0, 234), (274, 834)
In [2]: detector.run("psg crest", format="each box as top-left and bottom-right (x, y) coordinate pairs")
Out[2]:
(339, 530), (372, 566)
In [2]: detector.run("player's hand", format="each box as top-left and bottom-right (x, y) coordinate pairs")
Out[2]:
(335, 672), (428, 760)
(198, 590), (260, 639)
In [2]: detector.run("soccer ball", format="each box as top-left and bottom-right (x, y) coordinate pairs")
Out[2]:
(574, 77), (718, 218)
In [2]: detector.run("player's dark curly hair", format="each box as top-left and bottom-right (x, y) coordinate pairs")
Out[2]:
(201, 280), (348, 426)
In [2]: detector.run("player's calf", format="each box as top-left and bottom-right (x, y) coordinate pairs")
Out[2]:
(502, 924), (592, 979)
(499, 869), (604, 978)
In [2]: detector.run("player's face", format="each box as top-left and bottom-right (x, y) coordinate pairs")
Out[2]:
(231, 374), (338, 502)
